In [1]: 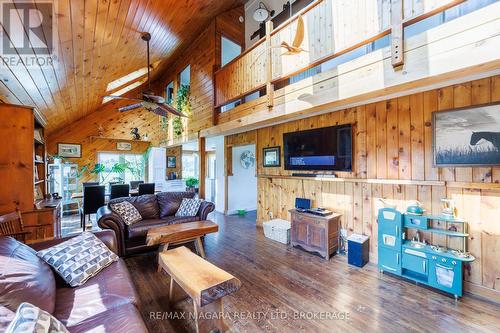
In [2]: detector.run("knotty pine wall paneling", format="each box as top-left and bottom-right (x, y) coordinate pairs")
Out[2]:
(244, 75), (500, 295)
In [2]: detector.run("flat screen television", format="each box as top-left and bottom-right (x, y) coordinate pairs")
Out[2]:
(283, 124), (353, 171)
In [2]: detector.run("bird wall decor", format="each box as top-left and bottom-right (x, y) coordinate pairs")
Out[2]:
(276, 15), (308, 55)
(249, 15), (308, 69)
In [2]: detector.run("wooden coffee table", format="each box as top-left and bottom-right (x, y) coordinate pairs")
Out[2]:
(146, 221), (218, 270)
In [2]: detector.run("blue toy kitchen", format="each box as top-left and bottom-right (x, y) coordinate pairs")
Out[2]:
(377, 207), (475, 299)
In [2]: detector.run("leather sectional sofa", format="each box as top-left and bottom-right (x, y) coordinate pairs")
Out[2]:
(0, 230), (148, 333)
(97, 192), (215, 256)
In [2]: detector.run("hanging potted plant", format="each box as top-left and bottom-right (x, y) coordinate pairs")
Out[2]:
(173, 84), (191, 139)
(185, 177), (199, 193)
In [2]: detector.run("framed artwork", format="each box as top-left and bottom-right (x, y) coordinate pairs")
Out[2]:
(167, 156), (176, 168)
(116, 142), (132, 151)
(263, 146), (281, 167)
(433, 103), (500, 166)
(57, 143), (81, 158)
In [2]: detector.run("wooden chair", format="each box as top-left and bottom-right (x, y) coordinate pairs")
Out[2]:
(0, 210), (30, 243)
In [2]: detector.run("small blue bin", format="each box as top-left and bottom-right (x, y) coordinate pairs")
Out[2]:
(347, 234), (369, 268)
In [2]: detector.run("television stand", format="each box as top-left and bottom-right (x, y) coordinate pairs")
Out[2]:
(289, 209), (341, 260)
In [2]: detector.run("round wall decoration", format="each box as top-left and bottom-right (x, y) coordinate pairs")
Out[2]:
(240, 150), (255, 169)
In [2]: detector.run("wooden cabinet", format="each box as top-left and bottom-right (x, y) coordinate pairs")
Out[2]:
(0, 103), (60, 243)
(289, 209), (341, 260)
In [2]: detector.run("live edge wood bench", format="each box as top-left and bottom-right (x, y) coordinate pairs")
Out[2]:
(159, 246), (241, 333)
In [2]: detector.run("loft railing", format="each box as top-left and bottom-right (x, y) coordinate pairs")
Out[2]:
(213, 0), (466, 113)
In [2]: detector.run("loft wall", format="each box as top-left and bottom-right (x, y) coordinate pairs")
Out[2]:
(228, 76), (500, 296)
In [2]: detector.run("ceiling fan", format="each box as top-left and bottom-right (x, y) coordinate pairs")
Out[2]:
(104, 32), (186, 118)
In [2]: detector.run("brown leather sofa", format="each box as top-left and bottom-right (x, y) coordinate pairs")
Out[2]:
(0, 230), (148, 333)
(97, 192), (215, 257)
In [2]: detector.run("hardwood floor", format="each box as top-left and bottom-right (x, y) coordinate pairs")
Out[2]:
(124, 211), (500, 333)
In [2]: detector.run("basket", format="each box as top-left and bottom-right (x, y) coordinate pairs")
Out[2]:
(263, 219), (291, 244)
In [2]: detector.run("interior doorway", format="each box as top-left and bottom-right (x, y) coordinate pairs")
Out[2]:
(205, 136), (225, 213)
(227, 144), (257, 215)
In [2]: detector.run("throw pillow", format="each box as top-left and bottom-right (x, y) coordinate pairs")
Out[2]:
(6, 302), (69, 333)
(175, 198), (203, 217)
(109, 201), (142, 225)
(157, 192), (195, 218)
(36, 232), (119, 287)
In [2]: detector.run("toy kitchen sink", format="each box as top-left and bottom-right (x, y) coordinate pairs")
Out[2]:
(377, 208), (475, 299)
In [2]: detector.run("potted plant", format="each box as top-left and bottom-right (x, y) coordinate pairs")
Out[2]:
(185, 177), (199, 193)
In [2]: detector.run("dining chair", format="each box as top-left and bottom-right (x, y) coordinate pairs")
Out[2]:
(110, 184), (130, 200)
(80, 185), (105, 231)
(130, 180), (144, 190)
(0, 210), (30, 243)
(138, 183), (155, 195)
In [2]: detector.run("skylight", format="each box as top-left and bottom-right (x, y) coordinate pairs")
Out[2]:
(105, 60), (160, 92)
(102, 77), (147, 104)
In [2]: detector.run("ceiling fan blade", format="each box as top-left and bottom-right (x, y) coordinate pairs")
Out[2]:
(149, 107), (169, 117)
(143, 93), (165, 104)
(118, 103), (143, 112)
(156, 104), (187, 117)
(105, 95), (144, 102)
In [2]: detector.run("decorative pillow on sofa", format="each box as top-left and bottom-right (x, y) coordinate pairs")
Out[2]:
(109, 201), (142, 225)
(157, 192), (195, 218)
(36, 232), (118, 287)
(6, 302), (69, 333)
(109, 194), (160, 219)
(175, 198), (203, 217)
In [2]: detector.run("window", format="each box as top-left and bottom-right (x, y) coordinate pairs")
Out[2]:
(221, 36), (241, 67)
(166, 81), (174, 105)
(182, 152), (199, 179)
(404, 0), (497, 38)
(97, 153), (145, 184)
(179, 65), (191, 87)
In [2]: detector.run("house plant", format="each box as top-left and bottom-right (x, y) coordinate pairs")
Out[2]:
(185, 177), (199, 193)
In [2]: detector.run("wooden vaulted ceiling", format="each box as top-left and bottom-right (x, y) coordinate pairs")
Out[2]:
(0, 0), (242, 133)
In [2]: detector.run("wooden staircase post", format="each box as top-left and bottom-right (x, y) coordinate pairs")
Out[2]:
(198, 137), (206, 199)
(265, 20), (274, 108)
(391, 0), (404, 68)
